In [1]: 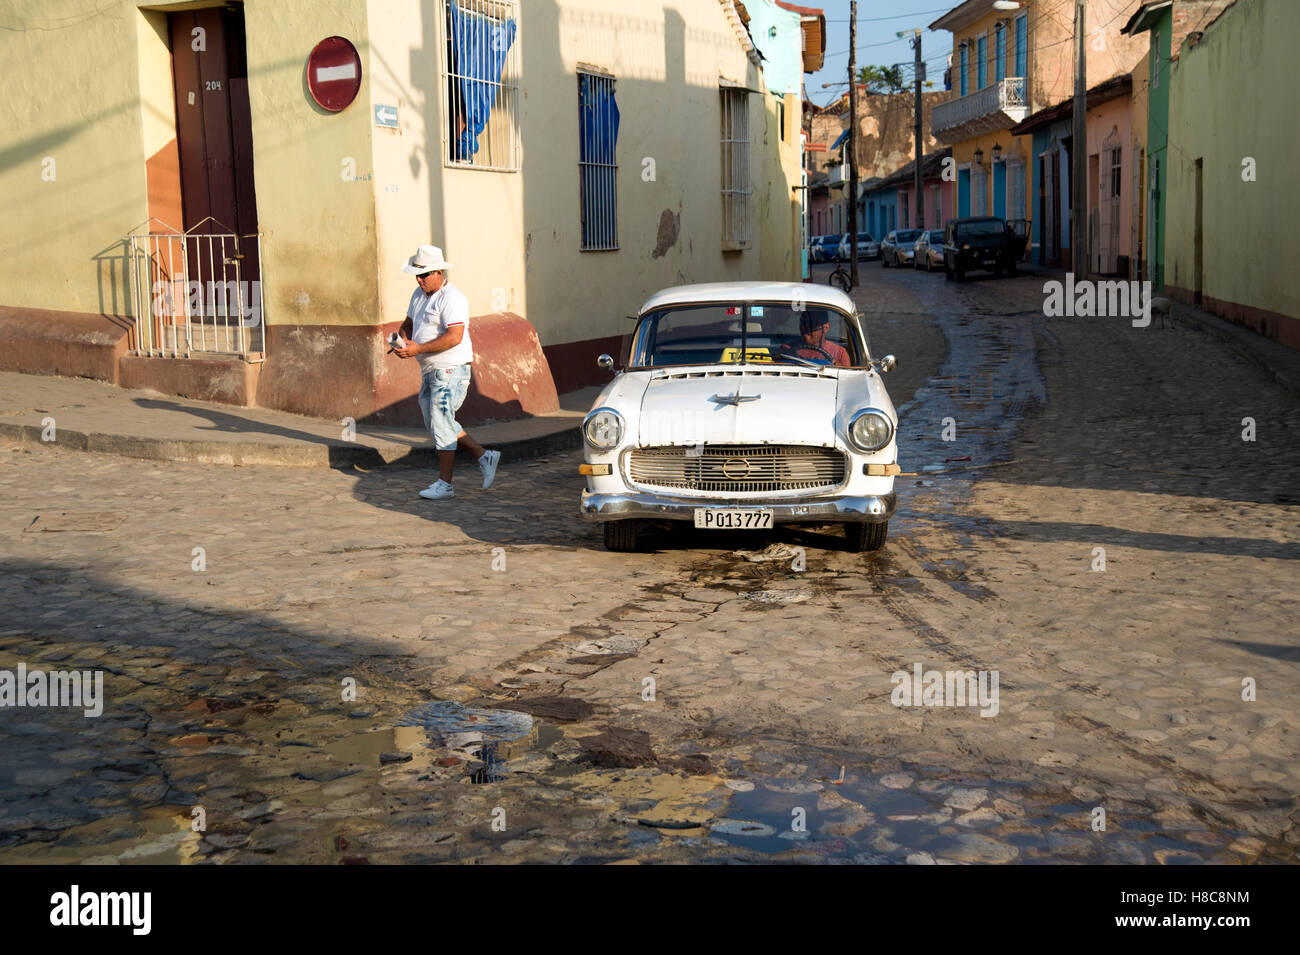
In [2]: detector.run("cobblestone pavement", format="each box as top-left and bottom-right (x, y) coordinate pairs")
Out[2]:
(1, 265), (1297, 864)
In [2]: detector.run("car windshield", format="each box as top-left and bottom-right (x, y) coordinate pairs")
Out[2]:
(928, 230), (944, 243)
(896, 230), (921, 243)
(635, 303), (863, 369)
(956, 219), (1007, 237)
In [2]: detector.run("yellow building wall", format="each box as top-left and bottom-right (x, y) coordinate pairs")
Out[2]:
(1, 0), (793, 355)
(0, 0), (380, 328)
(1165, 0), (1300, 331)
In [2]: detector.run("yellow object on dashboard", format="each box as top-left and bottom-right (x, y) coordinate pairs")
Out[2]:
(719, 347), (772, 363)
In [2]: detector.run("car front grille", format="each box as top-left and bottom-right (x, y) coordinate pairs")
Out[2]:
(626, 445), (846, 495)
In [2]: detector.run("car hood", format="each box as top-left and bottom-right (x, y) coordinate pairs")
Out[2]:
(634, 367), (842, 447)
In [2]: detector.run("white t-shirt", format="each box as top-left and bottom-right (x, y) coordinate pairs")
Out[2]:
(407, 281), (473, 371)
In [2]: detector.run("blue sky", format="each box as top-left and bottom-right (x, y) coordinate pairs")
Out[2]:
(806, 0), (962, 107)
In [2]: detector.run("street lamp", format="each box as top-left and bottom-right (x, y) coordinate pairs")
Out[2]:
(973, 146), (984, 166)
(992, 142), (1003, 162)
(992, 1), (1021, 9)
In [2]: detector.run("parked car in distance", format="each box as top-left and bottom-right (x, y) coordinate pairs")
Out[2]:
(838, 232), (881, 261)
(581, 282), (900, 553)
(942, 216), (1028, 280)
(881, 229), (922, 267)
(810, 234), (843, 263)
(913, 230), (946, 272)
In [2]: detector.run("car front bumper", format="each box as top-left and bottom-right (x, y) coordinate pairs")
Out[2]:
(581, 490), (897, 524)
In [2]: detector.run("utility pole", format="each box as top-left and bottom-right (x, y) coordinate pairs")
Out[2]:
(1072, 0), (1087, 278)
(911, 31), (924, 230)
(847, 0), (859, 287)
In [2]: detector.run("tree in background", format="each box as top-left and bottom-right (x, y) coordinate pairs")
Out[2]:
(857, 64), (906, 94)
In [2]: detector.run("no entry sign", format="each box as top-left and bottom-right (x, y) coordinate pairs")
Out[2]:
(307, 36), (362, 112)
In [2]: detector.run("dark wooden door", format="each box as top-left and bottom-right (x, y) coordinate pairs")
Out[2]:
(169, 6), (259, 288)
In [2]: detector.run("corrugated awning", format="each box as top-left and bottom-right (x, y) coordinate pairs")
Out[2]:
(831, 128), (849, 151)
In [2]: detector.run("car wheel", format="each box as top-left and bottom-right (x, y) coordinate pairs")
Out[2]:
(603, 520), (640, 552)
(1007, 261), (1019, 277)
(945, 263), (953, 280)
(954, 265), (964, 282)
(882, 254), (889, 267)
(845, 521), (888, 552)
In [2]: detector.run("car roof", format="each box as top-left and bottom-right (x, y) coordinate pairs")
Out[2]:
(639, 281), (856, 315)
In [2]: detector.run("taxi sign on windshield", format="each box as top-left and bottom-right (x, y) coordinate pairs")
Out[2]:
(720, 347), (772, 363)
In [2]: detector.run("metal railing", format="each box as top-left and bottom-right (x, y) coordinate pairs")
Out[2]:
(125, 217), (266, 361)
(932, 76), (1027, 141)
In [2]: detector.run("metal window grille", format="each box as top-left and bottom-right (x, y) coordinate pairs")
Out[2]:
(1110, 147), (1122, 199)
(720, 87), (750, 247)
(441, 0), (520, 171)
(578, 71), (618, 251)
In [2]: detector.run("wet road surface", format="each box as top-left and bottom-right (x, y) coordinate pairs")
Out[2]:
(1, 264), (1297, 863)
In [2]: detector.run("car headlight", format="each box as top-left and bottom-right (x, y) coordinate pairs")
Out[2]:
(848, 408), (893, 452)
(583, 408), (623, 449)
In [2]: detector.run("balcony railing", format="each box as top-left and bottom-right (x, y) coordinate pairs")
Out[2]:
(932, 77), (1028, 143)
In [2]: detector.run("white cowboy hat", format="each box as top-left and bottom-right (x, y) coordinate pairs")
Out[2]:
(401, 244), (454, 274)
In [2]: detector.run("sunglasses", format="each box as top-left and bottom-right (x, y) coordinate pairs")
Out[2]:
(416, 271), (434, 280)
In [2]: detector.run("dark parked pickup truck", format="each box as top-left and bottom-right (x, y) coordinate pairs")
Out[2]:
(942, 216), (1029, 280)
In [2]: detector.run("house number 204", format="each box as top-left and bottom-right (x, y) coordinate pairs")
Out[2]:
(205, 80), (222, 91)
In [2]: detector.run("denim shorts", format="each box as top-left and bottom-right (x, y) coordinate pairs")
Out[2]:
(418, 364), (472, 451)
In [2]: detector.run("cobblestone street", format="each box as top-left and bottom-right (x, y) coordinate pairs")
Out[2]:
(1, 265), (1296, 864)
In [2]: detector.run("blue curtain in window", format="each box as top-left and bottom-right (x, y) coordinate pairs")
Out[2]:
(977, 35), (987, 88)
(995, 24), (1006, 82)
(449, 1), (517, 161)
(959, 44), (968, 96)
(579, 73), (619, 249)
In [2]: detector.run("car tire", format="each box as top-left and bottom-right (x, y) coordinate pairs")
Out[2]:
(845, 521), (888, 552)
(882, 254), (889, 268)
(603, 520), (640, 552)
(945, 263), (953, 280)
(954, 265), (964, 282)
(1007, 261), (1018, 277)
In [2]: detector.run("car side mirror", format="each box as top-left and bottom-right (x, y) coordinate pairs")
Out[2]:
(873, 354), (896, 373)
(597, 354), (615, 371)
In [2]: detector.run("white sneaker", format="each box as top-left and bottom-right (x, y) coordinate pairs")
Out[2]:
(479, 449), (501, 490)
(419, 479), (454, 500)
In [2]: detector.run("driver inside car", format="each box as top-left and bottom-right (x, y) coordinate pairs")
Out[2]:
(780, 311), (851, 367)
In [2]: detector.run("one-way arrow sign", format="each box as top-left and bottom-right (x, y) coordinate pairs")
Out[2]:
(373, 104), (399, 128)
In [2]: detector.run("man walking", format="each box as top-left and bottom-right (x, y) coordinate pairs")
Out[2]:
(392, 245), (499, 499)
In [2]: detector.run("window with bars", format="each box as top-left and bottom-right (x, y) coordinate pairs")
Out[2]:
(720, 87), (751, 248)
(578, 70), (619, 251)
(1109, 147), (1122, 199)
(442, 0), (521, 170)
(977, 33), (987, 89)
(959, 42), (969, 96)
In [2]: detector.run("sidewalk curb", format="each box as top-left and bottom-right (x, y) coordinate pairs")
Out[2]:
(1168, 303), (1300, 400)
(0, 420), (582, 469)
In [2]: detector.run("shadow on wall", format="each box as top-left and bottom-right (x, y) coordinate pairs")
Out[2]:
(92, 239), (135, 334)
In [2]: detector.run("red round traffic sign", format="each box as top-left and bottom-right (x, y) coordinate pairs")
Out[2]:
(307, 36), (362, 112)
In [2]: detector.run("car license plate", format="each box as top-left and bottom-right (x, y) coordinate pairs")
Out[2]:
(984, 258), (997, 265)
(693, 509), (773, 530)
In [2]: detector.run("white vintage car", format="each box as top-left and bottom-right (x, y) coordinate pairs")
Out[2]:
(579, 282), (899, 552)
